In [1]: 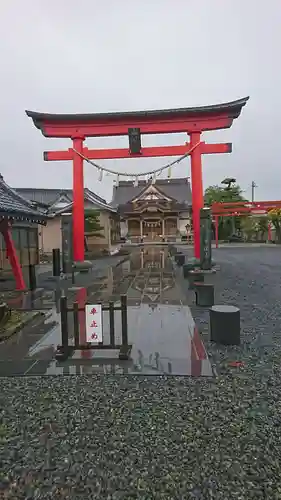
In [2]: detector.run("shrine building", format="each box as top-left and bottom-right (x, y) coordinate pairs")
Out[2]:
(111, 177), (192, 243)
(0, 174), (47, 289)
(16, 187), (120, 256)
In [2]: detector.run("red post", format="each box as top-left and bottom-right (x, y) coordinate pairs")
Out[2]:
(189, 132), (203, 259)
(72, 136), (85, 262)
(76, 287), (91, 359)
(190, 326), (206, 376)
(268, 222), (272, 242)
(1, 222), (25, 290)
(215, 215), (219, 248)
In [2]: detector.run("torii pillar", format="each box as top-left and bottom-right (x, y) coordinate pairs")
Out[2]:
(26, 97), (248, 261)
(72, 136), (85, 262)
(189, 131), (204, 258)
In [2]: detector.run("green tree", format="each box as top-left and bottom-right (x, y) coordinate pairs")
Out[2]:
(233, 216), (269, 242)
(84, 210), (104, 251)
(204, 183), (245, 205)
(205, 183), (246, 240)
(256, 216), (269, 241)
(84, 209), (103, 235)
(240, 217), (255, 241)
(268, 209), (281, 243)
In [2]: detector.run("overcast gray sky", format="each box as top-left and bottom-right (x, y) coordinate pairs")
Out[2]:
(1, 0), (280, 202)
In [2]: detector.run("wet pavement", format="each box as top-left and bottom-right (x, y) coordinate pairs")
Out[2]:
(2, 245), (281, 499)
(0, 247), (212, 377)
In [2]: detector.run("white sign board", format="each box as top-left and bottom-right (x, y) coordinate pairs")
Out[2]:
(85, 304), (103, 343)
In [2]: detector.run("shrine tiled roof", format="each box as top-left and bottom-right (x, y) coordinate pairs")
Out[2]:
(112, 178), (192, 208)
(0, 175), (48, 224)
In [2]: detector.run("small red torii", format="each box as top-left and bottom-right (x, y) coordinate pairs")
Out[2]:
(26, 97), (248, 261)
(212, 200), (281, 247)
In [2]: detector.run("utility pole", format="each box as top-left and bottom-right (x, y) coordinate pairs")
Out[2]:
(251, 181), (257, 202)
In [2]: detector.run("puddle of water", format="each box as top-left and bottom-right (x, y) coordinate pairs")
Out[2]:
(0, 247), (213, 377)
(27, 312), (61, 357)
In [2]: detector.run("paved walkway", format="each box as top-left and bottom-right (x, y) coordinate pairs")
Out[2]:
(0, 247), (212, 377)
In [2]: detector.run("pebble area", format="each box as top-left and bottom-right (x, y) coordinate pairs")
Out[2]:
(1, 245), (281, 499)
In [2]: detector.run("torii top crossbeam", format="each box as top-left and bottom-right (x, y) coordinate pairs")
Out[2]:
(26, 97), (248, 137)
(26, 96), (249, 261)
(212, 200), (281, 216)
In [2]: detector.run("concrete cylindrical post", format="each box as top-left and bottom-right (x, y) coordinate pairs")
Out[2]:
(73, 260), (92, 273)
(28, 264), (37, 291)
(52, 248), (61, 276)
(175, 253), (185, 266)
(188, 272), (204, 290)
(183, 263), (195, 278)
(174, 252), (180, 262)
(210, 305), (240, 345)
(195, 283), (214, 307)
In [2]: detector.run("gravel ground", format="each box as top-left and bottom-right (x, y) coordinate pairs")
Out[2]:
(1, 374), (281, 500)
(1, 245), (281, 499)
(190, 246), (281, 374)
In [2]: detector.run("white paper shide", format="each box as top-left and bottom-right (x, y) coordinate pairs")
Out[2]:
(85, 304), (103, 343)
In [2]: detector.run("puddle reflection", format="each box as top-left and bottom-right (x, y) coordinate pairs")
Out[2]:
(0, 247), (213, 377)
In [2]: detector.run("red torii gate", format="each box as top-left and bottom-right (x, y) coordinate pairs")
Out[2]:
(26, 97), (248, 261)
(212, 200), (281, 247)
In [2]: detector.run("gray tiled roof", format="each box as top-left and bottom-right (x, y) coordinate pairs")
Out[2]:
(0, 176), (47, 223)
(26, 97), (249, 126)
(111, 178), (192, 208)
(15, 187), (107, 207)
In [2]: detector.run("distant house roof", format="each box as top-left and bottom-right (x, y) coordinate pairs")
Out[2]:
(16, 187), (106, 206)
(15, 187), (116, 214)
(0, 175), (47, 224)
(112, 178), (192, 208)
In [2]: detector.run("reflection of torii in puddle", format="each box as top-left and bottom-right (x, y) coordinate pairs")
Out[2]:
(133, 282), (173, 303)
(71, 266), (114, 359)
(125, 248), (177, 310)
(133, 271), (175, 302)
(140, 249), (165, 269)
